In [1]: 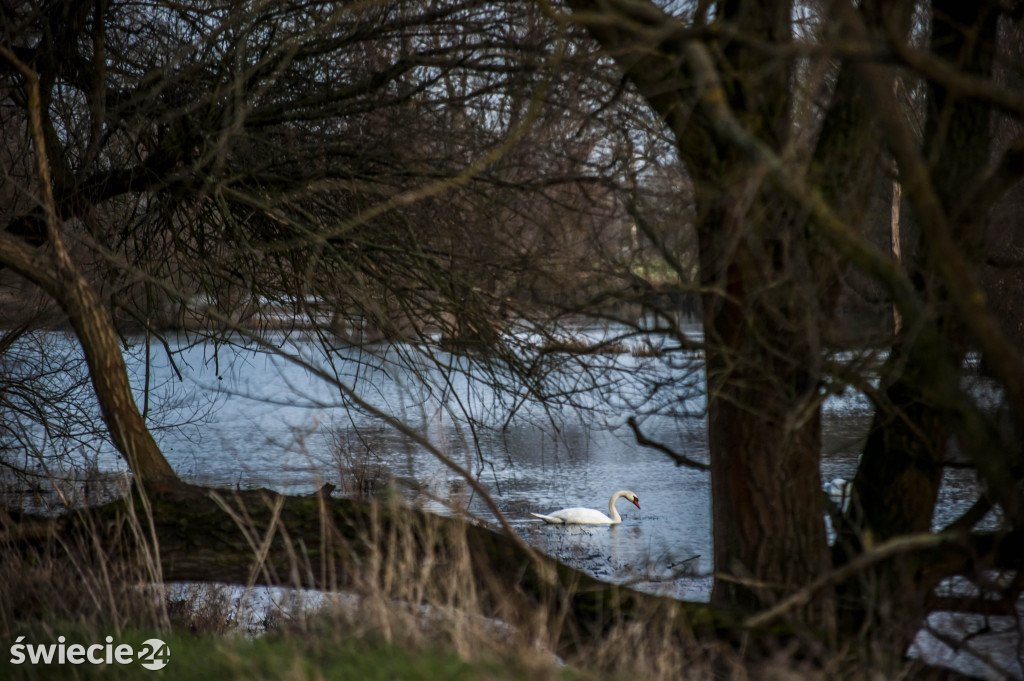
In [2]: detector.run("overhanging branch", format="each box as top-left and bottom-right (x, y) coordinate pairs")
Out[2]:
(627, 416), (709, 471)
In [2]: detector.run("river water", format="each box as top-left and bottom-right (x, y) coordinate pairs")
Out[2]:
(4, 326), (1019, 678)
(126, 328), (983, 580)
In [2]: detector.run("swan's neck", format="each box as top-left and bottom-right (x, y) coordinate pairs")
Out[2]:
(608, 492), (624, 523)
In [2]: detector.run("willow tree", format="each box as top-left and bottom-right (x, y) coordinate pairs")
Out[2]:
(0, 0), (633, 482)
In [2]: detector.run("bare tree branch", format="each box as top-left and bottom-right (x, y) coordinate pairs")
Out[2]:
(626, 416), (709, 471)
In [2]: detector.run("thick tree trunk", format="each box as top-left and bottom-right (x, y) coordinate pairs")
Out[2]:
(704, 357), (828, 615)
(690, 0), (835, 622)
(563, 0), (835, 624)
(841, 0), (1001, 647)
(696, 190), (831, 620)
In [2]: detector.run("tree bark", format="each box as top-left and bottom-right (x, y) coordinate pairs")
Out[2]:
(0, 234), (178, 483)
(564, 0), (833, 624)
(699, 1), (836, 622)
(840, 0), (1004, 645)
(0, 47), (178, 484)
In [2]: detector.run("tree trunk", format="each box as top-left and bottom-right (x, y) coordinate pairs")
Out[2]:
(58, 260), (179, 483)
(0, 49), (178, 484)
(849, 0), (999, 540)
(684, 0), (835, 622)
(563, 0), (835, 624)
(841, 0), (1000, 645)
(0, 234), (178, 483)
(696, 188), (832, 620)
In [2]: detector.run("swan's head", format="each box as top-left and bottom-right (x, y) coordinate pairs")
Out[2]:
(628, 494), (640, 509)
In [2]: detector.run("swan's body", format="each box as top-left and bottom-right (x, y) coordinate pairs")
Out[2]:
(827, 477), (852, 512)
(531, 490), (640, 525)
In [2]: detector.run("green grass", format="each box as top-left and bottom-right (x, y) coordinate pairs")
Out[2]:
(1, 625), (571, 681)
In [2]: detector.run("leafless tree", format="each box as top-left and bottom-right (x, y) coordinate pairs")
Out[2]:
(3, 0), (1024, 672)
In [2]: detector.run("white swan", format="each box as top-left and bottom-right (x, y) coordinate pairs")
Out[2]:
(827, 477), (852, 512)
(530, 490), (640, 525)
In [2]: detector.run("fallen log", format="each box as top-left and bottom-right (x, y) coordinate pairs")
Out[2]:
(5, 483), (745, 656)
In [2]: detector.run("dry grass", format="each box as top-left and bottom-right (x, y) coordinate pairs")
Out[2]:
(0, 505), (168, 635)
(0, 471), (566, 675)
(327, 429), (393, 499)
(0, 470), (957, 681)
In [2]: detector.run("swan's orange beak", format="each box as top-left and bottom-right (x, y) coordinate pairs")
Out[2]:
(631, 497), (640, 509)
